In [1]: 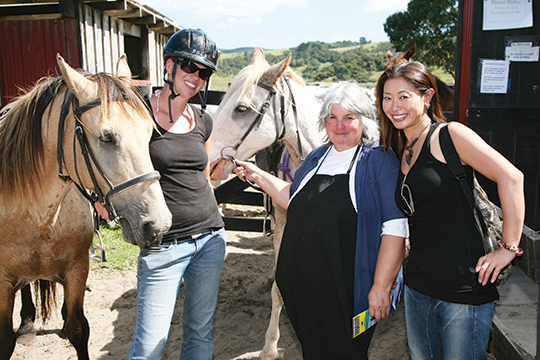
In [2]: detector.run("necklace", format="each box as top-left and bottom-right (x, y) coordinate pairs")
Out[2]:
(404, 123), (430, 165)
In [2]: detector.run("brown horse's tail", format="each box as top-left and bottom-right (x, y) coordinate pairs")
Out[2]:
(32, 279), (57, 322)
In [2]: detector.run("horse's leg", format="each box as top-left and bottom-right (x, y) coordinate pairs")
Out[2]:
(259, 282), (284, 360)
(62, 267), (90, 360)
(259, 205), (287, 360)
(0, 283), (17, 360)
(268, 205), (286, 281)
(16, 283), (37, 342)
(60, 299), (68, 337)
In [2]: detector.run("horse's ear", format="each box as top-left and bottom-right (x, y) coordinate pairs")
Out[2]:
(261, 53), (292, 85)
(116, 54), (132, 78)
(404, 43), (416, 61)
(56, 54), (99, 101)
(386, 50), (394, 59)
(251, 46), (268, 65)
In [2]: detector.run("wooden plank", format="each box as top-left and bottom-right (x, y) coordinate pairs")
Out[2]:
(222, 217), (271, 233)
(110, 17), (120, 67)
(93, 7), (104, 72)
(102, 13), (112, 73)
(84, 4), (96, 73)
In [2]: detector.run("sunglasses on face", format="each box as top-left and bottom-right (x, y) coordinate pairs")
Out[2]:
(176, 59), (213, 81)
(400, 174), (415, 216)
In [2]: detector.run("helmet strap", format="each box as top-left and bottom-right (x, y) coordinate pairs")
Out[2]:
(164, 63), (180, 123)
(198, 80), (210, 117)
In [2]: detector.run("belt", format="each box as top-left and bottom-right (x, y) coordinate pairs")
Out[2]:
(162, 229), (214, 244)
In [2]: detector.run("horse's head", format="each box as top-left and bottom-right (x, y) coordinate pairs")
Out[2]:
(210, 47), (298, 180)
(384, 43), (417, 70)
(57, 55), (172, 249)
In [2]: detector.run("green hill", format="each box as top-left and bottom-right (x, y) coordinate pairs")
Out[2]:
(212, 40), (453, 92)
(212, 41), (392, 91)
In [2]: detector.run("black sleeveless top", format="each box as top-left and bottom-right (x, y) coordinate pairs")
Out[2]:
(396, 123), (498, 305)
(147, 100), (223, 243)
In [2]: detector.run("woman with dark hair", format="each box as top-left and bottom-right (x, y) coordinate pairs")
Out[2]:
(376, 61), (525, 360)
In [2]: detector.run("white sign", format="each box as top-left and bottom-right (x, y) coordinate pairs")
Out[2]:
(480, 59), (510, 94)
(483, 0), (533, 31)
(505, 42), (540, 61)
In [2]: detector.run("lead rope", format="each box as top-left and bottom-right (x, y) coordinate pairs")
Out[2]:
(89, 212), (106, 262)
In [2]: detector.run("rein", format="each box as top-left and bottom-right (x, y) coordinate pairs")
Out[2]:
(57, 88), (160, 222)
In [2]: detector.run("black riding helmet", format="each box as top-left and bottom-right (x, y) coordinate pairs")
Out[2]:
(163, 28), (219, 118)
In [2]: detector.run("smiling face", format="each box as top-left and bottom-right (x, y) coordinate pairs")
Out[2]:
(325, 104), (363, 151)
(166, 58), (207, 99)
(382, 77), (433, 131)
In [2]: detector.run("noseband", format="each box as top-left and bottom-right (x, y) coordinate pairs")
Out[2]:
(57, 88), (160, 222)
(220, 76), (304, 165)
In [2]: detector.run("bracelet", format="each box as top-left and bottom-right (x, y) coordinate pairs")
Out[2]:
(498, 241), (524, 256)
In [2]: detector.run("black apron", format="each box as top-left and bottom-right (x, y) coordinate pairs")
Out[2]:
(275, 145), (375, 360)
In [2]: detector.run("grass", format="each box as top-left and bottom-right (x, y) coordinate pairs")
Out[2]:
(90, 221), (140, 272)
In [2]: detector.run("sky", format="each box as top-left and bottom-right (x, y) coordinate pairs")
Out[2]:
(143, 0), (411, 50)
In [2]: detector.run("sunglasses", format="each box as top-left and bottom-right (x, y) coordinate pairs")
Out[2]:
(400, 174), (415, 216)
(176, 59), (213, 81)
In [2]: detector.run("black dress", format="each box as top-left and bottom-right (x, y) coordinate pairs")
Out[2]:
(275, 146), (376, 360)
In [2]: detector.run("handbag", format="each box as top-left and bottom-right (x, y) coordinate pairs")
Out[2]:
(439, 124), (511, 286)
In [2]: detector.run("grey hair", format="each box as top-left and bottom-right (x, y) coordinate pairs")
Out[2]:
(317, 80), (380, 146)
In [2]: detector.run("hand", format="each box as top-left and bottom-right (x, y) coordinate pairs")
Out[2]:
(94, 201), (109, 221)
(476, 247), (516, 285)
(368, 284), (391, 323)
(233, 159), (260, 184)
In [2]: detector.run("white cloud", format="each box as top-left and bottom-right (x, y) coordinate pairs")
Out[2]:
(362, 0), (409, 13)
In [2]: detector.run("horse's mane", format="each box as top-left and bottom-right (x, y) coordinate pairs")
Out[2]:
(217, 62), (306, 114)
(0, 71), (151, 204)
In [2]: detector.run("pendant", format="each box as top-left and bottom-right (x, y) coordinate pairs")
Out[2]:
(405, 151), (413, 165)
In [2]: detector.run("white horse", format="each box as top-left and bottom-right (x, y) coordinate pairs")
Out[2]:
(210, 47), (324, 360)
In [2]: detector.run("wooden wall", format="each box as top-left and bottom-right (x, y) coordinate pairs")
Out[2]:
(0, 18), (80, 106)
(0, 2), (172, 107)
(466, 0), (540, 229)
(77, 2), (168, 89)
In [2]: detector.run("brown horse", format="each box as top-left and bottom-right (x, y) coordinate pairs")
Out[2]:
(385, 43), (455, 112)
(0, 54), (172, 359)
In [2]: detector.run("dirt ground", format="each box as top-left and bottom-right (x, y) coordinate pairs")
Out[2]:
(10, 226), (413, 360)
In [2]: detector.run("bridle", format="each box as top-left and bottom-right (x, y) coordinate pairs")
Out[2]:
(220, 76), (305, 166)
(57, 88), (161, 222)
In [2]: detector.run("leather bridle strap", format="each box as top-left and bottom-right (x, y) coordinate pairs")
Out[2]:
(283, 76), (304, 163)
(230, 81), (277, 153)
(57, 88), (160, 222)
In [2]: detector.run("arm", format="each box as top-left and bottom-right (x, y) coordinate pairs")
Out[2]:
(447, 122), (525, 285)
(233, 159), (291, 209)
(368, 234), (406, 322)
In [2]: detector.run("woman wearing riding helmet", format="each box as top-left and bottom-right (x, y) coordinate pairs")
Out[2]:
(126, 28), (226, 360)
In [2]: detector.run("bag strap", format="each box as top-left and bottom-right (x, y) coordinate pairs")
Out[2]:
(439, 125), (488, 237)
(439, 124), (476, 212)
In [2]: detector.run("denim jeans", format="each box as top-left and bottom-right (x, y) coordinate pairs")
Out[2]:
(404, 285), (496, 360)
(127, 228), (226, 360)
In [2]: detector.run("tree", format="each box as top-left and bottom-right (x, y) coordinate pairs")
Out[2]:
(359, 37), (371, 45)
(384, 0), (458, 79)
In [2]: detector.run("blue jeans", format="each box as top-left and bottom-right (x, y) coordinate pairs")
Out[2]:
(127, 228), (226, 360)
(404, 285), (496, 360)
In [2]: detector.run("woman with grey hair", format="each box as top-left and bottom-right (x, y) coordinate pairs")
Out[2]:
(234, 80), (408, 359)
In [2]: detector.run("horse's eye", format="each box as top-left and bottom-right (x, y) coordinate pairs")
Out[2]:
(100, 130), (114, 143)
(235, 105), (248, 113)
